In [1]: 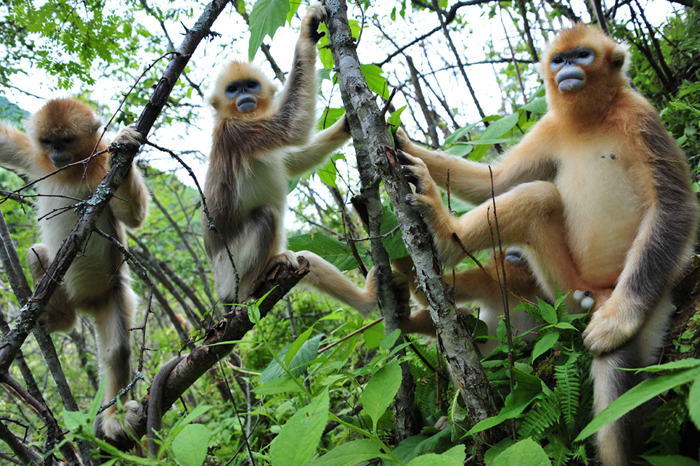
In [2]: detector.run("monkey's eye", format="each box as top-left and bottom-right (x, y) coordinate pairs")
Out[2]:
(62, 137), (75, 145)
(578, 51), (590, 59)
(225, 84), (240, 97)
(247, 80), (261, 93)
(552, 57), (564, 64)
(39, 138), (52, 147)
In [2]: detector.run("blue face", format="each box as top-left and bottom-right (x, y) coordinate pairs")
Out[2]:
(549, 47), (595, 93)
(225, 78), (262, 113)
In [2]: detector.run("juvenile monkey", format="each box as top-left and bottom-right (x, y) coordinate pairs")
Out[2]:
(0, 98), (149, 444)
(203, 3), (376, 314)
(396, 25), (697, 465)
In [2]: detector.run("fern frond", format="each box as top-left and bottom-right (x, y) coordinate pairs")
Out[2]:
(545, 434), (572, 466)
(554, 356), (580, 437)
(518, 393), (561, 441)
(572, 443), (589, 465)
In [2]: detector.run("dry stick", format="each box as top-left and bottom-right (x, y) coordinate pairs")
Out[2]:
(487, 167), (516, 441)
(499, 7), (528, 105)
(0, 209), (95, 465)
(1, 373), (79, 465)
(0, 315), (42, 403)
(146, 140), (239, 303)
(517, 0), (540, 62)
(0, 0), (232, 377)
(317, 317), (384, 354)
(589, 0), (609, 33)
(0, 418), (43, 465)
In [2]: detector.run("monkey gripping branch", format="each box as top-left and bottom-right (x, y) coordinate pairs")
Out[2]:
(325, 0), (501, 448)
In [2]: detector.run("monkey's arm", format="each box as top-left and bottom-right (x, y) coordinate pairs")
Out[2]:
(108, 126), (150, 229)
(583, 118), (699, 355)
(395, 124), (557, 205)
(0, 123), (45, 179)
(284, 117), (350, 177)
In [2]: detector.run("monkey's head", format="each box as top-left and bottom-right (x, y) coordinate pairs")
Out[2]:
(538, 24), (630, 115)
(27, 98), (101, 169)
(209, 62), (277, 120)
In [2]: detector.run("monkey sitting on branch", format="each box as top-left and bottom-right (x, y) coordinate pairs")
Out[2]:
(395, 24), (698, 465)
(202, 2), (377, 315)
(0, 98), (150, 444)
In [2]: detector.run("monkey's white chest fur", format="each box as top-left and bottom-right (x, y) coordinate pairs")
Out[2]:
(556, 146), (644, 285)
(34, 178), (121, 303)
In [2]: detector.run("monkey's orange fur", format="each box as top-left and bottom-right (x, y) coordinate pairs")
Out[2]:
(397, 24), (697, 465)
(0, 98), (149, 444)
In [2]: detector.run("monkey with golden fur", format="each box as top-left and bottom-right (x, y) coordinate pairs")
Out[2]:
(395, 25), (698, 465)
(203, 2), (376, 314)
(0, 98), (149, 445)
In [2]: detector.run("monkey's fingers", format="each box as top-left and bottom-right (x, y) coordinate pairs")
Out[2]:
(303, 2), (327, 43)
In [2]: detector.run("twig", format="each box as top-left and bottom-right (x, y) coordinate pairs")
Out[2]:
(317, 318), (384, 353)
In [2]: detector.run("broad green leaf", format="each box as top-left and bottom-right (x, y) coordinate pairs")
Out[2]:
(286, 325), (315, 366)
(288, 234), (358, 271)
(270, 390), (330, 466)
(362, 359), (402, 431)
(261, 334), (324, 382)
(254, 376), (306, 395)
(172, 424), (209, 466)
(64, 410), (89, 431)
(360, 64), (390, 99)
(576, 366), (700, 442)
(492, 439), (552, 466)
(309, 439), (387, 466)
(286, 0), (301, 23)
(363, 321), (385, 349)
(521, 97), (548, 114)
(638, 358), (700, 373)
(537, 298), (558, 324)
(408, 445), (465, 465)
(466, 383), (541, 436)
(642, 456), (700, 466)
(531, 332), (559, 363)
(480, 113), (519, 140)
(444, 144), (474, 157)
(688, 374), (700, 430)
(388, 105), (407, 133)
(170, 405), (215, 438)
(444, 121), (479, 145)
(380, 208), (408, 261)
(317, 23), (333, 69)
(248, 0), (290, 61)
(319, 108), (345, 129)
(317, 155), (340, 188)
(380, 329), (402, 350)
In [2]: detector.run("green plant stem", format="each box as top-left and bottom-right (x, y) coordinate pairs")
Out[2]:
(328, 413), (406, 466)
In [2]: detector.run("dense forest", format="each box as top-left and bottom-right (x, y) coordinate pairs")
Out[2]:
(1, 0), (700, 465)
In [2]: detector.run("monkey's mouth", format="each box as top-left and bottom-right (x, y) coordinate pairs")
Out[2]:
(556, 69), (586, 93)
(50, 154), (72, 168)
(237, 96), (257, 113)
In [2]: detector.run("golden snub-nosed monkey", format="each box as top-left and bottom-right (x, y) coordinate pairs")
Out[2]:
(0, 98), (149, 445)
(396, 24), (697, 465)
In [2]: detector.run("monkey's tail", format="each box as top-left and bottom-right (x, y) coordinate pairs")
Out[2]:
(147, 355), (187, 457)
(296, 251), (377, 316)
(590, 299), (673, 466)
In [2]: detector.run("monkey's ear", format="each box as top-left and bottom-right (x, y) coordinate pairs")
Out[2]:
(611, 43), (630, 72)
(92, 121), (102, 133)
(534, 62), (546, 80)
(208, 94), (220, 111)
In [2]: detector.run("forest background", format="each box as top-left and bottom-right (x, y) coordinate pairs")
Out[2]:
(1, 0), (700, 465)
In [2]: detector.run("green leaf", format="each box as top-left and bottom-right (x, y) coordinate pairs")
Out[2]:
(380, 208), (408, 261)
(364, 321), (385, 349)
(642, 456), (700, 466)
(380, 329), (402, 350)
(261, 334), (324, 382)
(537, 298), (558, 324)
(64, 410), (89, 432)
(466, 383), (541, 436)
(254, 376), (307, 395)
(480, 113), (519, 140)
(531, 332), (559, 363)
(286, 325), (315, 366)
(319, 108), (345, 129)
(388, 105), (407, 133)
(172, 424), (209, 466)
(360, 64), (390, 99)
(317, 155), (340, 188)
(638, 358), (700, 373)
(521, 97), (548, 114)
(576, 366), (700, 442)
(248, 0), (290, 61)
(444, 144), (474, 157)
(492, 439), (552, 466)
(688, 374), (700, 430)
(309, 439), (387, 466)
(408, 445), (465, 465)
(270, 390), (330, 466)
(362, 359), (402, 432)
(444, 121), (479, 145)
(288, 234), (358, 272)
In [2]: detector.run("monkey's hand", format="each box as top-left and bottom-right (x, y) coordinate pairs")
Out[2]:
(301, 2), (327, 44)
(582, 296), (642, 355)
(399, 151), (447, 224)
(109, 124), (145, 154)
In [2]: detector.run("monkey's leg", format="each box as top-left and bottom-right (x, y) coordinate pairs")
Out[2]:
(93, 275), (140, 444)
(27, 243), (76, 332)
(292, 251), (378, 315)
(591, 296), (673, 466)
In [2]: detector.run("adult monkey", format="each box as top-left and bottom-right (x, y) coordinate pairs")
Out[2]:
(0, 98), (149, 443)
(396, 25), (697, 465)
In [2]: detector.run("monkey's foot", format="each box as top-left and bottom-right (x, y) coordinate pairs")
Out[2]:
(400, 152), (444, 217)
(582, 303), (640, 355)
(266, 251), (300, 273)
(434, 416), (451, 430)
(110, 124), (145, 153)
(302, 2), (327, 43)
(95, 400), (143, 450)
